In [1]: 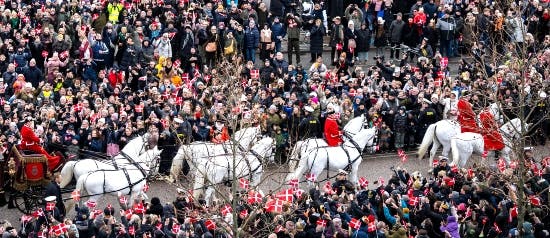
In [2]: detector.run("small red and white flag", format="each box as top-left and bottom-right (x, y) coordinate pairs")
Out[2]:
(119, 196), (128, 205)
(432, 159), (439, 167)
(21, 215), (33, 223)
(398, 149), (408, 162)
(368, 222), (377, 232)
(451, 165), (459, 173)
(205, 220), (216, 230)
(529, 195), (542, 206)
(274, 225), (285, 233)
(288, 179), (299, 188)
(220, 204), (232, 216)
(128, 226), (135, 235)
(316, 219), (327, 227)
(378, 177), (385, 185)
(358, 177), (369, 188)
(46, 202), (56, 211)
(305, 173), (316, 182)
(276, 189), (295, 202)
(323, 182), (334, 195)
(247, 191), (263, 204)
(408, 196), (419, 206)
(71, 190), (81, 201)
(142, 183), (150, 192)
(349, 218), (361, 230)
(33, 208), (45, 218)
(240, 209), (248, 217)
(250, 69), (259, 79)
(498, 158), (507, 172)
(440, 57), (448, 69)
(493, 223), (502, 233)
(509, 160), (518, 169)
(482, 151), (489, 159)
(60, 50), (69, 59)
(293, 189), (305, 199)
(135, 104), (144, 113)
(509, 205), (518, 222)
(239, 178), (250, 189)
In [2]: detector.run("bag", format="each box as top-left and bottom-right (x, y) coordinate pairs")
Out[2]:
(106, 143), (120, 156)
(224, 40), (235, 55)
(205, 42), (217, 52)
(348, 39), (356, 49)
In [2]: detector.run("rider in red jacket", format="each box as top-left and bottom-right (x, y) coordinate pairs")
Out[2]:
(324, 110), (342, 146)
(457, 91), (480, 133)
(20, 117), (62, 171)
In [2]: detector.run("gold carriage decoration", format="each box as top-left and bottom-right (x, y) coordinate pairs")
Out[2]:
(9, 146), (51, 191)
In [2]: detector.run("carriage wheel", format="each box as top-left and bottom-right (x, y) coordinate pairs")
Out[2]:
(14, 188), (44, 214)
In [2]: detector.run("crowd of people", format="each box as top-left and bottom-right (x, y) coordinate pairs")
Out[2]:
(1, 0), (550, 237)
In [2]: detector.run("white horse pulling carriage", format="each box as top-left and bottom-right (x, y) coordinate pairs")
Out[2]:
(287, 125), (377, 185)
(192, 136), (275, 206)
(60, 134), (160, 188)
(169, 126), (261, 182)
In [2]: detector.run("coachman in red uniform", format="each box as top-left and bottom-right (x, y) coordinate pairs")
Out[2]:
(20, 117), (62, 171)
(479, 109), (505, 151)
(457, 92), (480, 133)
(324, 111), (342, 146)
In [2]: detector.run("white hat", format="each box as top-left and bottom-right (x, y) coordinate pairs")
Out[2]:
(304, 106), (314, 112)
(45, 196), (56, 202)
(25, 82), (33, 88)
(176, 188), (185, 193)
(309, 92), (317, 98)
(377, 17), (385, 23)
(269, 105), (277, 111)
(540, 91), (547, 99)
(337, 169), (348, 175)
(278, 78), (284, 84)
(173, 118), (184, 124)
(98, 118), (106, 124)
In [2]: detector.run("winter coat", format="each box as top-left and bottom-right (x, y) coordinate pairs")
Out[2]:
(120, 44), (139, 70)
(45, 57), (68, 82)
(309, 25), (325, 54)
(244, 26), (260, 48)
(389, 19), (405, 42)
(154, 38), (173, 58)
(440, 216), (460, 238)
(271, 22), (286, 43)
(393, 113), (407, 133)
(355, 28), (371, 52)
(23, 66), (43, 88)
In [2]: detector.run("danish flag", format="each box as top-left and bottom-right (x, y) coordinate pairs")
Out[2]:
(240, 209), (248, 217)
(274, 225), (285, 233)
(73, 103), (83, 112)
(142, 183), (150, 192)
(493, 223), (502, 233)
(52, 224), (64, 236)
(155, 223), (163, 230)
(175, 97), (183, 105)
(509, 160), (518, 169)
(46, 202), (56, 211)
(432, 159), (439, 167)
(60, 51), (69, 59)
(316, 219), (327, 227)
(440, 57), (448, 68)
(135, 104), (144, 113)
(86, 200), (97, 208)
(305, 173), (316, 182)
(205, 220), (216, 230)
(533, 165), (543, 177)
(323, 181), (334, 195)
(293, 189), (305, 199)
(239, 178), (250, 189)
(368, 222), (377, 232)
(221, 204), (233, 216)
(349, 218), (361, 229)
(358, 177), (369, 188)
(128, 225), (135, 235)
(32, 208), (44, 217)
(266, 199), (284, 213)
(181, 73), (189, 82)
(71, 190), (81, 201)
(408, 196), (419, 206)
(482, 151), (489, 158)
(133, 203), (145, 214)
(529, 195), (542, 206)
(451, 165), (458, 173)
(21, 215), (33, 223)
(288, 179), (299, 188)
(542, 157), (550, 168)
(250, 69), (259, 79)
(277, 189), (295, 202)
(467, 168), (474, 178)
(398, 149), (408, 162)
(247, 191), (263, 204)
(42, 50), (49, 58)
(37, 231), (46, 238)
(378, 177), (385, 185)
(434, 77), (443, 87)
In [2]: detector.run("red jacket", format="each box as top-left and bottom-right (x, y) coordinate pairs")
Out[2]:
(479, 110), (505, 151)
(20, 125), (40, 146)
(324, 116), (342, 146)
(457, 99), (479, 133)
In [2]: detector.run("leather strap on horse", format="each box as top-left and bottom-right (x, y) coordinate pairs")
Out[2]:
(122, 168), (133, 195)
(120, 151), (147, 179)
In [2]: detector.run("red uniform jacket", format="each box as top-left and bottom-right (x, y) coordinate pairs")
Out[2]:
(457, 99), (480, 133)
(210, 127), (230, 144)
(20, 124), (61, 171)
(479, 110), (505, 151)
(324, 117), (342, 146)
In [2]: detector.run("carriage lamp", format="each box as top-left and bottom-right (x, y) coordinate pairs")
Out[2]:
(8, 157), (15, 176)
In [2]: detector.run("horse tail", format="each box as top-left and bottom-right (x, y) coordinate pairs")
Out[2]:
(418, 123), (436, 159)
(59, 161), (77, 188)
(450, 137), (460, 167)
(288, 141), (304, 173)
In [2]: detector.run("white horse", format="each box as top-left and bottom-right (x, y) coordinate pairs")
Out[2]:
(192, 136), (275, 205)
(169, 126), (261, 182)
(60, 134), (159, 188)
(417, 119), (461, 165)
(288, 127), (377, 185)
(287, 114), (368, 177)
(449, 118), (529, 168)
